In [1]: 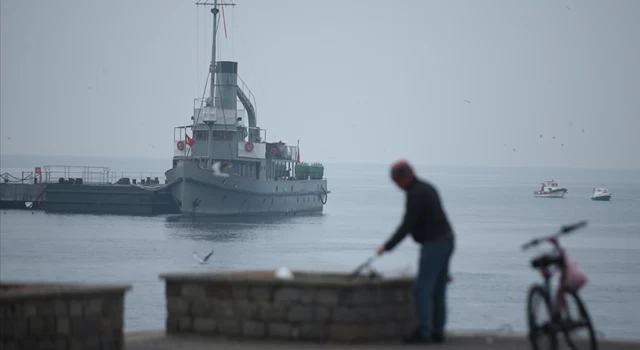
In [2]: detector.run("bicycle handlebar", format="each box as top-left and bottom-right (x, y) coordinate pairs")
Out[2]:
(561, 220), (587, 234)
(521, 220), (587, 251)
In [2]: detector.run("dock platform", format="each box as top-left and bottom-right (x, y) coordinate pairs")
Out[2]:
(0, 165), (179, 215)
(0, 183), (46, 209)
(125, 331), (640, 350)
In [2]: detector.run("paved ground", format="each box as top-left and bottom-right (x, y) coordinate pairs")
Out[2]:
(126, 331), (640, 350)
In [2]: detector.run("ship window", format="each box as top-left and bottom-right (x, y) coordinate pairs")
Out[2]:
(213, 130), (235, 140)
(276, 186), (278, 192)
(291, 186), (294, 192)
(194, 130), (208, 140)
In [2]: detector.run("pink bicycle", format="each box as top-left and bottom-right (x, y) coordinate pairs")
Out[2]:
(522, 220), (598, 350)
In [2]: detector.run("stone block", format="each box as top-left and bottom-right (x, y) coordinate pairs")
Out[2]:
(393, 303), (415, 321)
(235, 302), (258, 319)
(372, 322), (403, 339)
(36, 300), (56, 316)
(267, 322), (292, 339)
(22, 339), (38, 350)
(111, 311), (124, 330)
(181, 284), (206, 298)
(1, 317), (27, 337)
(287, 305), (314, 322)
(249, 286), (271, 302)
(331, 307), (361, 323)
(299, 323), (327, 341)
(166, 282), (181, 297)
(54, 300), (68, 316)
(328, 324), (373, 342)
(84, 335), (100, 349)
(69, 317), (87, 335)
(232, 285), (248, 299)
(376, 288), (406, 304)
(315, 306), (330, 322)
(101, 317), (114, 332)
(242, 321), (265, 338)
(190, 298), (214, 317)
(85, 298), (103, 316)
(300, 288), (315, 304)
(23, 302), (37, 317)
(54, 338), (68, 350)
(69, 301), (83, 317)
(103, 297), (123, 318)
(57, 317), (70, 335)
(212, 302), (235, 319)
(207, 283), (233, 299)
(0, 303), (20, 319)
(70, 338), (84, 350)
(179, 317), (192, 331)
(100, 335), (118, 350)
(367, 305), (395, 323)
(273, 287), (299, 303)
(84, 316), (103, 335)
(0, 341), (17, 350)
(37, 339), (55, 350)
(315, 289), (339, 306)
(28, 316), (56, 336)
(166, 315), (179, 333)
(193, 318), (216, 333)
(342, 287), (375, 306)
(217, 320), (240, 336)
(167, 297), (189, 315)
(259, 303), (286, 321)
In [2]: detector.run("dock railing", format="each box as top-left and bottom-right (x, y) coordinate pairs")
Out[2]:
(39, 165), (167, 185)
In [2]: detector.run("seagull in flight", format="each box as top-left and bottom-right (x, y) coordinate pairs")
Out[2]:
(193, 249), (214, 264)
(212, 162), (230, 177)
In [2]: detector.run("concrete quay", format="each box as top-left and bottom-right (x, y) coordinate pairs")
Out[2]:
(125, 330), (640, 350)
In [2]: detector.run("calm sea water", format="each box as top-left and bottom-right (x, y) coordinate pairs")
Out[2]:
(1, 161), (639, 340)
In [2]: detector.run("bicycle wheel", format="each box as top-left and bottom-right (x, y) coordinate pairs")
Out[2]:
(560, 290), (598, 350)
(527, 285), (558, 350)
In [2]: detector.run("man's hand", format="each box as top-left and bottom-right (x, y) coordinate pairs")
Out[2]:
(376, 245), (386, 256)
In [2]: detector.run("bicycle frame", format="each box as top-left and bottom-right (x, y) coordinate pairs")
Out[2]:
(536, 237), (570, 319)
(524, 220), (588, 320)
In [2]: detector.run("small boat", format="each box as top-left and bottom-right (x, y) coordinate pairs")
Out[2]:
(591, 187), (611, 201)
(534, 180), (568, 198)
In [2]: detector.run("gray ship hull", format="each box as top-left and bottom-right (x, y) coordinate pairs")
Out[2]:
(165, 161), (328, 216)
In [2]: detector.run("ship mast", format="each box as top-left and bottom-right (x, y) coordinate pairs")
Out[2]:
(196, 0), (235, 107)
(209, 0), (218, 106)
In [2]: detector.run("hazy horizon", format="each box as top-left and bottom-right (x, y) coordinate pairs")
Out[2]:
(1, 153), (639, 172)
(2, 0), (639, 169)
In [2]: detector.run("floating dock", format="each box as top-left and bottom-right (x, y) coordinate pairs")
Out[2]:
(0, 165), (179, 215)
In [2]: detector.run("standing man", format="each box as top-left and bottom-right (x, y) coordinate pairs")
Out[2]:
(376, 160), (455, 344)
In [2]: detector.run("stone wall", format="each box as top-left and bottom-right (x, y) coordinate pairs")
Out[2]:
(0, 281), (131, 350)
(160, 271), (417, 343)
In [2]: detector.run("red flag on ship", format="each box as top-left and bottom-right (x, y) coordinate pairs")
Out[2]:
(297, 139), (300, 163)
(185, 133), (195, 147)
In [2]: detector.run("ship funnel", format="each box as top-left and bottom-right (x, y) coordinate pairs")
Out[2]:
(214, 61), (238, 111)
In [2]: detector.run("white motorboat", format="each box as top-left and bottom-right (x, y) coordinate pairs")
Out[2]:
(534, 180), (568, 198)
(591, 187), (611, 201)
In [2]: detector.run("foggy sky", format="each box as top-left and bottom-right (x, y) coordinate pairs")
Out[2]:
(1, 0), (639, 169)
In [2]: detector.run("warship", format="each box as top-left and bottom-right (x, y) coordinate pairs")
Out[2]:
(165, 0), (329, 216)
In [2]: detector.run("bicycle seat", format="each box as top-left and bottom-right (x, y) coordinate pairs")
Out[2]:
(531, 254), (564, 269)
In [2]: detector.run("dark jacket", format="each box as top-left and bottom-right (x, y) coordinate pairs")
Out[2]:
(383, 178), (453, 251)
